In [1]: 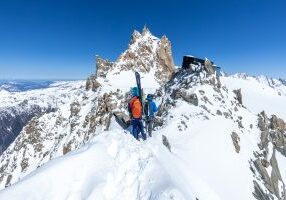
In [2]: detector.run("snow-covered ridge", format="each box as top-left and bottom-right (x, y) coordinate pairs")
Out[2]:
(1, 65), (285, 199)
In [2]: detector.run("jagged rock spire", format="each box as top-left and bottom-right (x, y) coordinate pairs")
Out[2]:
(87, 26), (175, 87)
(142, 24), (150, 35)
(130, 30), (141, 45)
(95, 55), (113, 77)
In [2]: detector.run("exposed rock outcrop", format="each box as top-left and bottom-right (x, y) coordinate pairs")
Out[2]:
(233, 89), (243, 105)
(204, 59), (215, 75)
(162, 135), (171, 152)
(170, 89), (198, 106)
(155, 35), (175, 84)
(95, 56), (114, 78)
(258, 111), (269, 150)
(86, 75), (101, 91)
(251, 111), (286, 200)
(270, 115), (286, 134)
(231, 132), (240, 153)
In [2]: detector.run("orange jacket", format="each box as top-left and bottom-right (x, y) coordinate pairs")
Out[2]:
(129, 96), (142, 119)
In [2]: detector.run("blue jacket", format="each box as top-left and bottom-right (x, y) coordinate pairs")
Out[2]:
(144, 100), (158, 117)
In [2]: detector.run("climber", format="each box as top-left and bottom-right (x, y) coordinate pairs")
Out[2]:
(144, 94), (158, 137)
(128, 87), (146, 141)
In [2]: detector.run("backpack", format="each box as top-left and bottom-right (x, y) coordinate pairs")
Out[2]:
(144, 100), (157, 118)
(128, 96), (142, 119)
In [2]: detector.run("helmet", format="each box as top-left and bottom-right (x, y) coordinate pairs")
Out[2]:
(146, 94), (154, 101)
(131, 87), (139, 97)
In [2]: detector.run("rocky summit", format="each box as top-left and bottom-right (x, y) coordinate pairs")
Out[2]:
(86, 26), (175, 91)
(0, 27), (285, 200)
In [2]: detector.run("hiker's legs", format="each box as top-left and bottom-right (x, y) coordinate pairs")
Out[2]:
(131, 119), (139, 140)
(138, 120), (146, 140)
(147, 120), (153, 137)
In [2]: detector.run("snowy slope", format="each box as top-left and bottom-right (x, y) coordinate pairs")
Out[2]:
(0, 126), (195, 200)
(0, 80), (256, 200)
(221, 74), (286, 120)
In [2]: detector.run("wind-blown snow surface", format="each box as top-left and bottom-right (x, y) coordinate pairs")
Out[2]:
(0, 125), (196, 200)
(1, 72), (279, 200)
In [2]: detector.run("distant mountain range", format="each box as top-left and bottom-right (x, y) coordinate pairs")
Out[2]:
(0, 80), (55, 92)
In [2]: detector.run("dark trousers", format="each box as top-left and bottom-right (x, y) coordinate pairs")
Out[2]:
(131, 118), (146, 140)
(146, 116), (154, 137)
(146, 120), (153, 137)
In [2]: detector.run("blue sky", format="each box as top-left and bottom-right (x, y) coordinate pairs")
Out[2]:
(0, 0), (285, 80)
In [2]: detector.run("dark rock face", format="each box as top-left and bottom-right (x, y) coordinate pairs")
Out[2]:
(253, 180), (272, 200)
(270, 115), (286, 133)
(86, 75), (101, 91)
(155, 35), (175, 84)
(279, 78), (286, 86)
(162, 135), (171, 152)
(231, 132), (240, 153)
(270, 115), (286, 157)
(216, 110), (222, 115)
(95, 56), (114, 78)
(233, 89), (243, 105)
(0, 106), (55, 155)
(204, 59), (215, 75)
(253, 150), (285, 199)
(94, 92), (117, 131)
(252, 111), (286, 200)
(170, 89), (198, 106)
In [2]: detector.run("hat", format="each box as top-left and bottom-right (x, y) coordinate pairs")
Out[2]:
(146, 94), (154, 101)
(131, 87), (139, 97)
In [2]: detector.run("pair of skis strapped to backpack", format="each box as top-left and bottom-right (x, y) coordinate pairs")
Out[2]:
(135, 72), (150, 133)
(135, 71), (143, 110)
